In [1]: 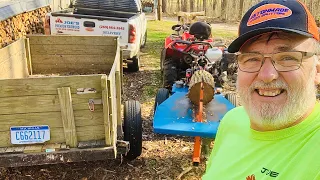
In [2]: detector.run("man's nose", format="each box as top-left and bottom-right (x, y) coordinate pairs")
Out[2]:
(257, 58), (279, 83)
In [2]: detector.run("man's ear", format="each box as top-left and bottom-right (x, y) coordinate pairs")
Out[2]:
(315, 57), (320, 85)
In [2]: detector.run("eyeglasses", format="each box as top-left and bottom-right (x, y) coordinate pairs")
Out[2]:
(236, 51), (316, 73)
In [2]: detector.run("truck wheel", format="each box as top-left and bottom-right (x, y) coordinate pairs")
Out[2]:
(163, 58), (177, 89)
(127, 56), (139, 72)
(225, 93), (238, 107)
(123, 100), (142, 160)
(140, 31), (147, 48)
(154, 88), (170, 114)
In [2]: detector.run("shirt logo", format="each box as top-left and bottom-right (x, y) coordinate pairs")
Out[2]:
(247, 4), (292, 26)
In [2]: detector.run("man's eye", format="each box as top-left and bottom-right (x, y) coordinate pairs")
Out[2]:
(279, 56), (299, 61)
(244, 58), (260, 62)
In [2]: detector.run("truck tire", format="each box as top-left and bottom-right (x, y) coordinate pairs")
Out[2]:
(154, 88), (170, 114)
(127, 56), (139, 72)
(123, 100), (142, 160)
(225, 93), (238, 107)
(140, 31), (147, 48)
(163, 58), (177, 89)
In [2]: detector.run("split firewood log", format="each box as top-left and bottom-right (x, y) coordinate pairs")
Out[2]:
(188, 70), (215, 105)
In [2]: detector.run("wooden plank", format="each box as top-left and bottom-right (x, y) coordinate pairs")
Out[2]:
(31, 64), (112, 75)
(0, 93), (103, 115)
(78, 140), (107, 149)
(0, 147), (7, 153)
(31, 55), (115, 65)
(0, 38), (28, 79)
(58, 87), (78, 148)
(41, 143), (62, 152)
(24, 38), (33, 75)
(5, 146), (25, 153)
(115, 71), (122, 129)
(107, 72), (118, 157)
(0, 75), (103, 98)
(101, 76), (111, 145)
(23, 145), (43, 153)
(0, 145), (127, 168)
(0, 125), (106, 147)
(30, 44), (116, 56)
(0, 110), (104, 132)
(27, 35), (118, 46)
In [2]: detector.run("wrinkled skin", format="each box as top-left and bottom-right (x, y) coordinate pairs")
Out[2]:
(237, 32), (320, 131)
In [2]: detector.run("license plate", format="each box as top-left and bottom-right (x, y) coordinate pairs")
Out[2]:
(10, 125), (50, 144)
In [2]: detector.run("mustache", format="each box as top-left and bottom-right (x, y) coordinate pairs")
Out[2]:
(249, 81), (288, 91)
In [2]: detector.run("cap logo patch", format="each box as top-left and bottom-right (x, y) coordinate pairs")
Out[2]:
(247, 4), (292, 26)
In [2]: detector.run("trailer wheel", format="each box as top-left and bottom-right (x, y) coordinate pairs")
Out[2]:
(225, 93), (238, 107)
(140, 31), (147, 48)
(123, 100), (142, 160)
(163, 58), (177, 89)
(154, 88), (170, 114)
(127, 56), (140, 72)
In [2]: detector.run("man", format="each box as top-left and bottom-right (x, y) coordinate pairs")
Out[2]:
(203, 0), (320, 179)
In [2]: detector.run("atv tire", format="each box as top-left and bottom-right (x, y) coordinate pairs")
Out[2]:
(154, 88), (170, 114)
(123, 100), (142, 160)
(163, 58), (177, 89)
(225, 93), (238, 107)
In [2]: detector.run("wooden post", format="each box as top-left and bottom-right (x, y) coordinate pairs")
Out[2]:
(101, 75), (112, 146)
(58, 87), (78, 148)
(158, 0), (163, 21)
(24, 38), (33, 75)
(203, 0), (207, 16)
(186, 0), (190, 12)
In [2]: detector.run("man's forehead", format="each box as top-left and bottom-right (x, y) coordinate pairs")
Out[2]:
(240, 32), (308, 52)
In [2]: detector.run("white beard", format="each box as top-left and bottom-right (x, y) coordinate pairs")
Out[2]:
(237, 67), (317, 131)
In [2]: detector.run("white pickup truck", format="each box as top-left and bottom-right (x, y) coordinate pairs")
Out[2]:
(44, 0), (147, 72)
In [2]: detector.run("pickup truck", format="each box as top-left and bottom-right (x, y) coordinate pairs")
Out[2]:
(44, 0), (147, 72)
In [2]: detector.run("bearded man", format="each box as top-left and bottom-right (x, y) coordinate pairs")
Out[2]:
(203, 0), (320, 179)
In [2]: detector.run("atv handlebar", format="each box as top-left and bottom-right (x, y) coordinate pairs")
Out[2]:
(171, 40), (213, 54)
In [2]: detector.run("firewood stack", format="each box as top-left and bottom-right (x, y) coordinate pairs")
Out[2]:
(0, 6), (50, 48)
(188, 70), (215, 105)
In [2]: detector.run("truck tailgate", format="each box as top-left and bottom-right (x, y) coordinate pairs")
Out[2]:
(50, 16), (128, 44)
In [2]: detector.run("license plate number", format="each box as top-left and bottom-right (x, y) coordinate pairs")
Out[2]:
(10, 125), (50, 144)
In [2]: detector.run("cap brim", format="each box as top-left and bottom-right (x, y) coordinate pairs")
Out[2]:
(228, 27), (313, 53)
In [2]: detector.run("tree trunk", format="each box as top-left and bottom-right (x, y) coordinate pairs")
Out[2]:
(188, 70), (215, 105)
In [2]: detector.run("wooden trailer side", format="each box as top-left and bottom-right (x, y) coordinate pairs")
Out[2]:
(26, 35), (118, 75)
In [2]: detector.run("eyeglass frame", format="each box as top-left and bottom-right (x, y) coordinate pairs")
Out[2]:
(234, 51), (317, 73)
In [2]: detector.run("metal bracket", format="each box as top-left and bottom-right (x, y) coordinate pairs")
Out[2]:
(88, 99), (102, 112)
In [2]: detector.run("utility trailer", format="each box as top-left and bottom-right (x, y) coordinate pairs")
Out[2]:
(0, 35), (142, 167)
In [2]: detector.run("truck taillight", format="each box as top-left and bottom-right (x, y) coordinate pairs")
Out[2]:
(129, 24), (136, 43)
(44, 15), (51, 35)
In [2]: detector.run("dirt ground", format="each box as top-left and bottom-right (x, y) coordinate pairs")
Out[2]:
(0, 18), (238, 180)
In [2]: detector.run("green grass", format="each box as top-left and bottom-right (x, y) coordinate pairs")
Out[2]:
(143, 20), (176, 58)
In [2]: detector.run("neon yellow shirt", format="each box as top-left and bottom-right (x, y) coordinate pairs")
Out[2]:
(203, 102), (320, 180)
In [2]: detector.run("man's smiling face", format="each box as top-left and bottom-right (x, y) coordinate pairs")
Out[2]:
(237, 32), (319, 131)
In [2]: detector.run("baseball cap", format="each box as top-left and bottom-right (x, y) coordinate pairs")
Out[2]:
(228, 0), (320, 53)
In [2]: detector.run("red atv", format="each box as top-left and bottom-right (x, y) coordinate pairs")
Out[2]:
(160, 21), (234, 90)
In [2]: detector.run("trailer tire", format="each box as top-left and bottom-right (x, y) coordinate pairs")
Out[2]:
(127, 56), (140, 72)
(163, 58), (177, 89)
(123, 100), (142, 160)
(154, 88), (170, 114)
(225, 93), (238, 107)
